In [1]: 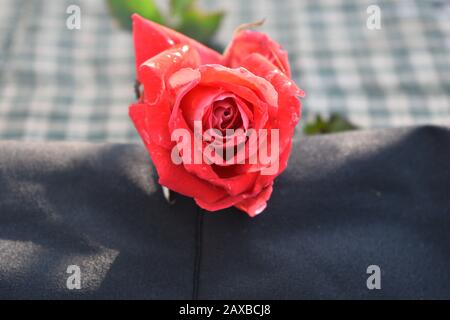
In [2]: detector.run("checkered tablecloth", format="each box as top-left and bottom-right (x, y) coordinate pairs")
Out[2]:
(0, 0), (449, 142)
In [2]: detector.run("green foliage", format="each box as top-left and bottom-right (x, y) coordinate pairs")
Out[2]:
(107, 0), (224, 45)
(107, 0), (164, 30)
(169, 0), (194, 17)
(304, 113), (358, 135)
(173, 4), (224, 44)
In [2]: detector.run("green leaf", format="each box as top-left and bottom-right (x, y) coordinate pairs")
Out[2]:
(169, 0), (224, 44)
(170, 0), (195, 17)
(176, 9), (224, 44)
(107, 0), (165, 30)
(304, 113), (358, 135)
(107, 0), (224, 45)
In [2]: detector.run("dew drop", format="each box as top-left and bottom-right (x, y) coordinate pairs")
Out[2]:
(253, 202), (267, 216)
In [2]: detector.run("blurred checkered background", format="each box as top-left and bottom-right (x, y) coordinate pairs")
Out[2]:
(0, 0), (449, 142)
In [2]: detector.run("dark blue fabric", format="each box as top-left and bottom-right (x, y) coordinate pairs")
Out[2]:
(0, 126), (449, 299)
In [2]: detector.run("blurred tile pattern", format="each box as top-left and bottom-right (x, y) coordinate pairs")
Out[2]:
(0, 0), (449, 142)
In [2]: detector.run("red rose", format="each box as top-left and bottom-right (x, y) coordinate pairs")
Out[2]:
(129, 14), (304, 217)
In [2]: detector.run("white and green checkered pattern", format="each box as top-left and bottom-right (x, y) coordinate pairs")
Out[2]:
(0, 0), (449, 142)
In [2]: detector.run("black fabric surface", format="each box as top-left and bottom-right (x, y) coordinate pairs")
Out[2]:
(0, 126), (449, 299)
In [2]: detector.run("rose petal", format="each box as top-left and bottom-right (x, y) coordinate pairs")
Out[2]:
(129, 101), (172, 149)
(195, 182), (273, 217)
(241, 53), (303, 157)
(133, 14), (174, 73)
(224, 29), (291, 77)
(129, 102), (230, 205)
(138, 45), (200, 105)
(241, 53), (304, 98)
(199, 64), (278, 108)
(132, 14), (223, 72)
(178, 85), (224, 127)
(198, 65), (277, 130)
(234, 183), (273, 217)
(168, 68), (201, 90)
(170, 105), (262, 197)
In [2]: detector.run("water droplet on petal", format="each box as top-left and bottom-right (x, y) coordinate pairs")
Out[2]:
(253, 202), (267, 216)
